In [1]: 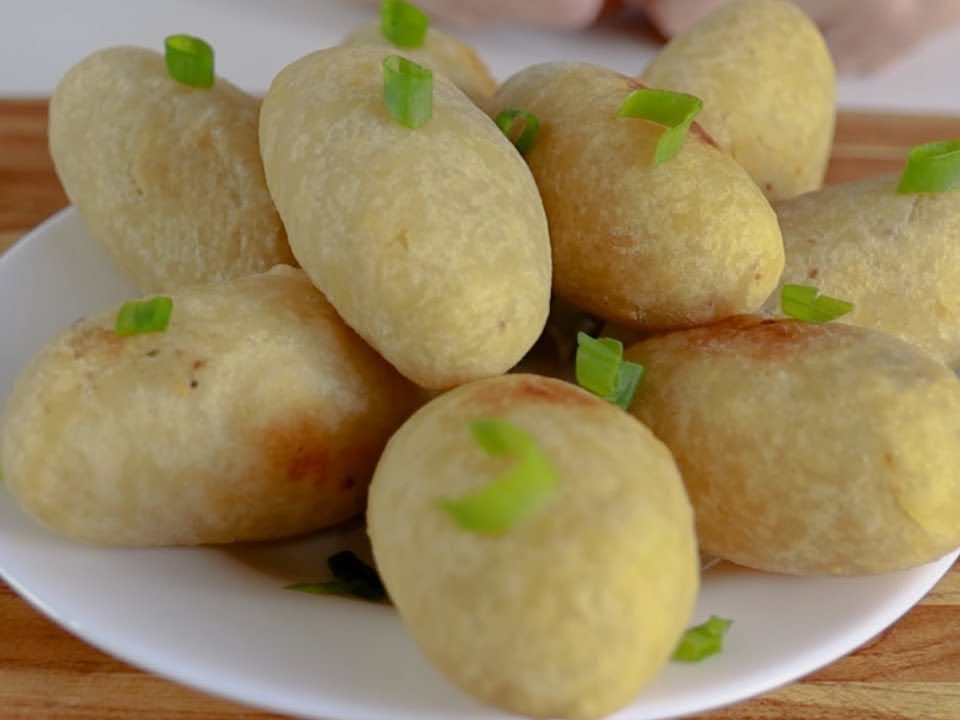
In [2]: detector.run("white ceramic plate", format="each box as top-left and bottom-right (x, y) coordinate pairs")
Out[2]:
(1, 208), (956, 720)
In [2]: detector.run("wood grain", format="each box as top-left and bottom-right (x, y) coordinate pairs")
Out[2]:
(0, 100), (958, 720)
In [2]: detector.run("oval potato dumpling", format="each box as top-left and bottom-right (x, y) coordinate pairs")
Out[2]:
(492, 61), (783, 330)
(340, 21), (497, 110)
(369, 374), (698, 720)
(260, 46), (551, 389)
(49, 46), (293, 293)
(641, 0), (835, 201)
(0, 267), (422, 546)
(626, 317), (960, 575)
(765, 176), (960, 366)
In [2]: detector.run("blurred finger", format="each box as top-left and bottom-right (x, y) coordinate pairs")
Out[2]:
(489, 0), (605, 29)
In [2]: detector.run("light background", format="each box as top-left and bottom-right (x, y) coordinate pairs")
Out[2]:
(2, 0), (960, 111)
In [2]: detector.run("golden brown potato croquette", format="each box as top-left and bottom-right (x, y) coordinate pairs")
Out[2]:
(492, 61), (784, 331)
(766, 175), (960, 366)
(642, 0), (836, 201)
(369, 374), (698, 720)
(0, 267), (422, 546)
(49, 47), (293, 293)
(260, 46), (551, 389)
(627, 317), (960, 575)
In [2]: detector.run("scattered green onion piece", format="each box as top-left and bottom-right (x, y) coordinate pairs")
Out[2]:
(469, 417), (535, 456)
(897, 140), (960, 194)
(115, 297), (173, 336)
(164, 34), (214, 88)
(613, 360), (646, 410)
(383, 55), (433, 129)
(618, 88), (703, 166)
(576, 333), (621, 398)
(495, 109), (540, 155)
(380, 0), (429, 48)
(286, 551), (386, 602)
(780, 284), (853, 323)
(673, 615), (733, 662)
(439, 419), (559, 533)
(575, 332), (645, 410)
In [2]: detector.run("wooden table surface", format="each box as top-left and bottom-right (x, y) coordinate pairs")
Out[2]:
(2, 100), (960, 720)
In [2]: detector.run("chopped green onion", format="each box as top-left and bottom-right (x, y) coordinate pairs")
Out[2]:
(780, 284), (853, 323)
(380, 0), (429, 48)
(575, 332), (645, 410)
(614, 361), (645, 409)
(673, 615), (733, 662)
(286, 551), (386, 602)
(115, 297), (173, 336)
(469, 417), (535, 456)
(439, 419), (559, 533)
(576, 333), (621, 398)
(495, 109), (540, 155)
(383, 55), (433, 129)
(897, 140), (960, 194)
(164, 35), (214, 88)
(619, 88), (703, 166)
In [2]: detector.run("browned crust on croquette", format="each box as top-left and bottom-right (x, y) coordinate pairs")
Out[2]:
(473, 375), (601, 415)
(624, 77), (720, 150)
(669, 315), (840, 360)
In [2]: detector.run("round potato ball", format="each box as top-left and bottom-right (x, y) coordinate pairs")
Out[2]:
(0, 266), (422, 546)
(626, 316), (960, 575)
(368, 374), (698, 720)
(49, 46), (293, 293)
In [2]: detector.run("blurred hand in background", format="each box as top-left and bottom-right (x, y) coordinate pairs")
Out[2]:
(364, 0), (960, 73)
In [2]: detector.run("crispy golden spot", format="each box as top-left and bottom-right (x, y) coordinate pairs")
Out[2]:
(687, 121), (719, 149)
(675, 315), (836, 360)
(476, 376), (599, 414)
(258, 415), (330, 487)
(68, 325), (125, 361)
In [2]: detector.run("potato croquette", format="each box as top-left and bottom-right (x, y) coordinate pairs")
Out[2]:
(642, 0), (835, 201)
(492, 61), (784, 331)
(0, 267), (422, 546)
(49, 47), (294, 292)
(626, 317), (960, 575)
(260, 46), (551, 389)
(369, 374), (698, 719)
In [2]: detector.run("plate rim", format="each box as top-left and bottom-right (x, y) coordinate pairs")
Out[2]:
(0, 207), (957, 720)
